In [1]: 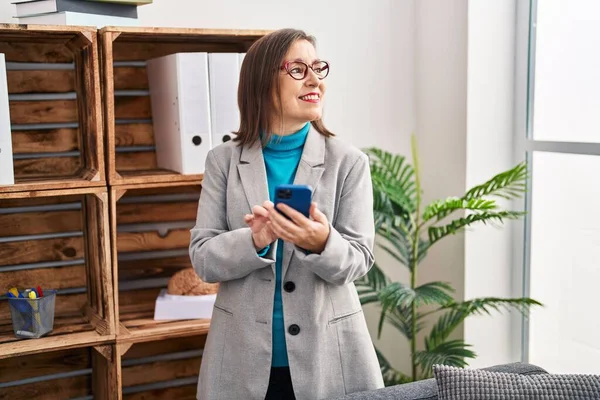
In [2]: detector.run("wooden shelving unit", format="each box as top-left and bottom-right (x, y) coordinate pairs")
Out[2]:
(99, 26), (268, 186)
(0, 24), (104, 194)
(0, 24), (268, 398)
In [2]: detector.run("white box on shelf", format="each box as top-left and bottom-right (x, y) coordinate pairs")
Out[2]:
(0, 54), (14, 186)
(153, 289), (217, 320)
(147, 52), (212, 175)
(208, 52), (242, 146)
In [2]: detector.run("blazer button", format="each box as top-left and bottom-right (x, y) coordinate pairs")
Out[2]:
(283, 281), (295, 293)
(288, 324), (300, 335)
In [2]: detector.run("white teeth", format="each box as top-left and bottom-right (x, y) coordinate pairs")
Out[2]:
(300, 94), (319, 101)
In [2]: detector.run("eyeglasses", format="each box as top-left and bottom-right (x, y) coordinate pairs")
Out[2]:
(281, 60), (330, 80)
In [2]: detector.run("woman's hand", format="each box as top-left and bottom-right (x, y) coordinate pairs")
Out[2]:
(244, 205), (278, 250)
(265, 201), (330, 253)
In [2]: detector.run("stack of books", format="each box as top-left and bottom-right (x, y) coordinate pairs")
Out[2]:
(13, 0), (153, 27)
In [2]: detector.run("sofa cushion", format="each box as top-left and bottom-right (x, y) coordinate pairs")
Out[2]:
(327, 363), (547, 400)
(433, 364), (600, 400)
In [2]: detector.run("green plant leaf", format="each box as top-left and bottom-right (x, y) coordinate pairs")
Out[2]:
(463, 161), (528, 201)
(383, 306), (425, 340)
(415, 340), (476, 378)
(356, 262), (390, 306)
(427, 211), (525, 246)
(365, 147), (418, 215)
(379, 281), (455, 310)
(422, 197), (497, 222)
(375, 347), (413, 386)
(425, 297), (543, 351)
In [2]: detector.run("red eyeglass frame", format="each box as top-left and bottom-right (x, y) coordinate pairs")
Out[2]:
(280, 60), (330, 80)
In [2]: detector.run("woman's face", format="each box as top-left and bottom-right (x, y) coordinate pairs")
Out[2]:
(273, 39), (328, 134)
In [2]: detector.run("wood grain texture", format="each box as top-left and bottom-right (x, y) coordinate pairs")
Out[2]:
(123, 384), (197, 400)
(11, 128), (79, 153)
(114, 67), (148, 90)
(122, 357), (200, 387)
(0, 209), (82, 237)
(116, 229), (191, 253)
(0, 265), (86, 291)
(10, 99), (78, 124)
(0, 328), (109, 360)
(118, 255), (192, 281)
(0, 41), (74, 63)
(115, 151), (157, 172)
(92, 345), (120, 400)
(7, 70), (75, 93)
(114, 96), (151, 119)
(13, 156), (82, 179)
(121, 184), (200, 197)
(119, 318), (210, 344)
(123, 335), (206, 360)
(115, 123), (154, 147)
(0, 375), (92, 400)
(116, 201), (198, 224)
(0, 346), (90, 383)
(0, 235), (84, 267)
(71, 28), (105, 186)
(112, 41), (244, 61)
(0, 175), (105, 194)
(118, 288), (160, 316)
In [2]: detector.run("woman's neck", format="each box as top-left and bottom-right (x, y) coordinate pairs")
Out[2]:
(269, 120), (309, 136)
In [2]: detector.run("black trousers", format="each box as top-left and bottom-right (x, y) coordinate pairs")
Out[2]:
(265, 367), (296, 400)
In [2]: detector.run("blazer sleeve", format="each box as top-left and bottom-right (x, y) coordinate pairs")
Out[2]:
(189, 150), (274, 283)
(294, 152), (375, 285)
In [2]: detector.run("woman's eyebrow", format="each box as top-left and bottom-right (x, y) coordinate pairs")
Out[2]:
(292, 57), (322, 63)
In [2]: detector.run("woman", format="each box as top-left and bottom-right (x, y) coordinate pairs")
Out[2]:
(189, 28), (384, 400)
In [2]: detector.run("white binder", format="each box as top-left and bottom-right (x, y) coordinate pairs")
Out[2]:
(0, 54), (14, 185)
(146, 52), (212, 175)
(208, 53), (242, 146)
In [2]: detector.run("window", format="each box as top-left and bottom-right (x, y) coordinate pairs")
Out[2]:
(521, 0), (600, 374)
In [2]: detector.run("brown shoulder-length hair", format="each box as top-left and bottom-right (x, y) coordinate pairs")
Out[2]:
(233, 28), (334, 147)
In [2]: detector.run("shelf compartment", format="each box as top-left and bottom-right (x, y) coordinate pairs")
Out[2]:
(0, 23), (104, 193)
(0, 186), (115, 358)
(0, 342), (118, 400)
(119, 334), (206, 400)
(99, 26), (269, 186)
(110, 180), (210, 341)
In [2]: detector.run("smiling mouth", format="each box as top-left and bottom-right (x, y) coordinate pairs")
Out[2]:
(299, 94), (320, 102)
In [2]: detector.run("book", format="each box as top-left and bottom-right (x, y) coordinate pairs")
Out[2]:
(15, 0), (137, 18)
(17, 11), (139, 27)
(82, 0), (152, 5)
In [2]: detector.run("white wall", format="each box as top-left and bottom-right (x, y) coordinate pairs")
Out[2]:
(414, 0), (468, 350)
(464, 0), (520, 368)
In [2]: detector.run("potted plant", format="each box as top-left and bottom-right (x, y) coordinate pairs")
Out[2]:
(358, 136), (542, 385)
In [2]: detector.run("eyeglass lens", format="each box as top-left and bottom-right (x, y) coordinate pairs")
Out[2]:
(287, 61), (329, 79)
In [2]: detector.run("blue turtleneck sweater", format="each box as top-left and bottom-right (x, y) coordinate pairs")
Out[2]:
(261, 122), (309, 367)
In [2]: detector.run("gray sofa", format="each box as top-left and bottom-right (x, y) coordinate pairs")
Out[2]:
(329, 362), (548, 400)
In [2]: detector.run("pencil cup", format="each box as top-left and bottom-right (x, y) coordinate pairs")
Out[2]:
(8, 290), (57, 339)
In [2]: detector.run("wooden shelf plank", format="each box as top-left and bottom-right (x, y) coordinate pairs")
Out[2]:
(0, 329), (115, 360)
(118, 318), (210, 344)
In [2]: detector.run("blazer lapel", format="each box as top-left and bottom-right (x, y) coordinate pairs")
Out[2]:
(237, 141), (270, 212)
(282, 128), (326, 278)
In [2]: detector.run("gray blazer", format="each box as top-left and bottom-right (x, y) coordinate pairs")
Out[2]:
(189, 127), (384, 400)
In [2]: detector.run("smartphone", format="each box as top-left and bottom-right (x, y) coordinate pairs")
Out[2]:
(274, 184), (313, 218)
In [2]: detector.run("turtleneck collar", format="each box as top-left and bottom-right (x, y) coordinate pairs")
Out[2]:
(265, 122), (310, 151)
